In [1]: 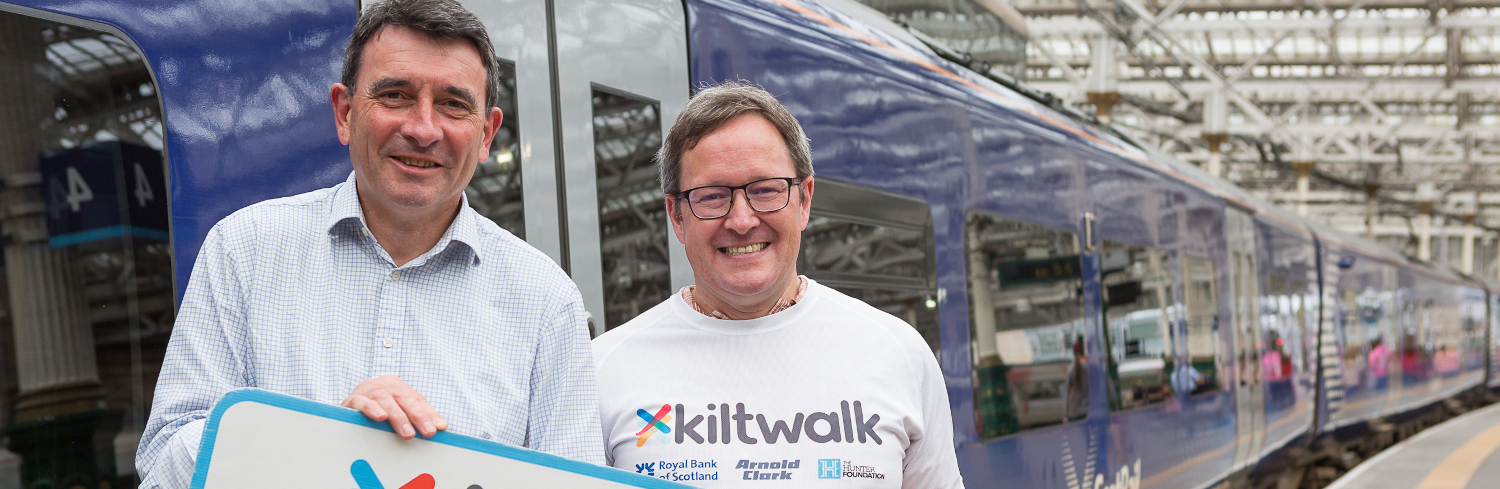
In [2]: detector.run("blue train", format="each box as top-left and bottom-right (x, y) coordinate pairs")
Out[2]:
(0, 0), (1492, 488)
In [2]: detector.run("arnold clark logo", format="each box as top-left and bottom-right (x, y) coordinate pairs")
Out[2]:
(633, 401), (882, 446)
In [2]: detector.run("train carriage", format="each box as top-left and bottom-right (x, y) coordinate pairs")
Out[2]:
(0, 0), (1492, 488)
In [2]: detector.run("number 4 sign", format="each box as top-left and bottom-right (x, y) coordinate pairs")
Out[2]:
(39, 141), (169, 248)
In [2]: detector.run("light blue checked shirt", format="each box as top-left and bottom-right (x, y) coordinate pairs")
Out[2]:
(138, 173), (602, 488)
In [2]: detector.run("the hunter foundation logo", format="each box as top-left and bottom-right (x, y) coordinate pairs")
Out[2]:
(633, 401), (881, 446)
(814, 459), (885, 480)
(636, 404), (673, 446)
(817, 459), (841, 479)
(350, 459), (483, 489)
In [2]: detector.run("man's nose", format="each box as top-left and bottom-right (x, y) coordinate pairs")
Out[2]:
(401, 98), (443, 147)
(721, 189), (761, 233)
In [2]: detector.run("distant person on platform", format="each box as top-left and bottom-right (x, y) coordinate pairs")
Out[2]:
(592, 82), (965, 488)
(137, 0), (601, 486)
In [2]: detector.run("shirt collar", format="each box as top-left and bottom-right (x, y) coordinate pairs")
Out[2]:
(326, 172), (482, 267)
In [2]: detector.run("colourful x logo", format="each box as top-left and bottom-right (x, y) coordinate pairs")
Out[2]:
(634, 404), (672, 447)
(351, 459), (437, 489)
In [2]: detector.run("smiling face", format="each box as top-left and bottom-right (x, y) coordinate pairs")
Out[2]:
(332, 25), (501, 224)
(668, 113), (813, 314)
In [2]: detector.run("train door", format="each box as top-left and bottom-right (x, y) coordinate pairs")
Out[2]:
(1382, 265), (1402, 409)
(1227, 208), (1266, 470)
(466, 0), (691, 334)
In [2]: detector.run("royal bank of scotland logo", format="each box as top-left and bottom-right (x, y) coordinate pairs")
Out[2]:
(818, 459), (842, 479)
(635, 403), (673, 447)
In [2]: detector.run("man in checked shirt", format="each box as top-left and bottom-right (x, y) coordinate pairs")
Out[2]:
(136, 0), (600, 486)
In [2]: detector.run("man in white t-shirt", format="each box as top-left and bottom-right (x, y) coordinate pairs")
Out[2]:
(592, 82), (964, 488)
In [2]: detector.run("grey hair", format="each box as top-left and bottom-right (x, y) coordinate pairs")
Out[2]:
(341, 0), (500, 110)
(657, 81), (813, 197)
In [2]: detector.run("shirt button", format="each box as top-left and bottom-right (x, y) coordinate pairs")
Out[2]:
(391, 270), (401, 281)
(383, 338), (394, 348)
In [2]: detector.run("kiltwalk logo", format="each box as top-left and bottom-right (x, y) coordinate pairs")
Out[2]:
(351, 459), (483, 489)
(636, 404), (673, 446)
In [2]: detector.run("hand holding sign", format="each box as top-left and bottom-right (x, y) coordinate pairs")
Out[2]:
(341, 375), (448, 439)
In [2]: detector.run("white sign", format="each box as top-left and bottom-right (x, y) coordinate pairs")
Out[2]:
(192, 389), (686, 489)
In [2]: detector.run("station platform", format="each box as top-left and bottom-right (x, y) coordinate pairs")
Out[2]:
(1328, 401), (1500, 489)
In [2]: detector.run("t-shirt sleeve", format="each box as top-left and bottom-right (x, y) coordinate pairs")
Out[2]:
(901, 347), (966, 489)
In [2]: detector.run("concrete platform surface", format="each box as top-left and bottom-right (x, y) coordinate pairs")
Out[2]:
(1327, 402), (1500, 489)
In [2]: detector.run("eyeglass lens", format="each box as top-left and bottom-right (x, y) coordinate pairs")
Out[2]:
(687, 178), (792, 218)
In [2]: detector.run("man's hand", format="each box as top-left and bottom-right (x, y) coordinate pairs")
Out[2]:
(341, 375), (449, 439)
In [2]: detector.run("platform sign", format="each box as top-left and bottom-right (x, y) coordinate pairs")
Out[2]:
(40, 141), (170, 248)
(192, 389), (685, 489)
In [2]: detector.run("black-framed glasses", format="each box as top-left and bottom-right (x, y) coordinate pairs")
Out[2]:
(675, 177), (801, 219)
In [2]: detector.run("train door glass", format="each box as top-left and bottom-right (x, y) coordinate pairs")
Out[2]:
(1291, 278), (1315, 381)
(1491, 293), (1499, 383)
(548, 0), (691, 332)
(1263, 273), (1293, 384)
(1262, 273), (1297, 411)
(0, 12), (171, 489)
(591, 89), (670, 330)
(1463, 291), (1484, 377)
(1340, 287), (1364, 392)
(464, 60), (524, 238)
(1099, 241), (1174, 412)
(1182, 255), (1223, 396)
(965, 211), (1086, 439)
(797, 179), (938, 353)
(1227, 208), (1264, 471)
(1380, 267), (1401, 400)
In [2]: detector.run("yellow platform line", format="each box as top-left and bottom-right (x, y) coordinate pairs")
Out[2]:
(1414, 419), (1500, 489)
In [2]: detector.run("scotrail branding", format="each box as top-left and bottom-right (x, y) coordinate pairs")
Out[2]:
(632, 401), (882, 446)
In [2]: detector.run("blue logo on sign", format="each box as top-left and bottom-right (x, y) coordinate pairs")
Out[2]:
(818, 459), (841, 479)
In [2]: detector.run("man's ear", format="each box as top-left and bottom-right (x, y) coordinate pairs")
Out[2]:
(331, 83), (354, 145)
(796, 176), (814, 232)
(478, 106), (504, 160)
(666, 195), (687, 244)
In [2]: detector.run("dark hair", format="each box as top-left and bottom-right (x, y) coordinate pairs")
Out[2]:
(341, 0), (499, 110)
(657, 81), (813, 197)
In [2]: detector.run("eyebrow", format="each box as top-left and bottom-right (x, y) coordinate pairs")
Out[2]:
(366, 77), (478, 109)
(367, 77), (410, 94)
(441, 85), (478, 108)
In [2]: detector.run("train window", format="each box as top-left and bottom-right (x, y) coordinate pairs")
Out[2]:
(1292, 278), (1312, 374)
(965, 211), (1086, 439)
(1182, 255), (1223, 396)
(591, 87), (670, 329)
(0, 13), (169, 489)
(1262, 273), (1295, 384)
(798, 178), (938, 353)
(464, 60), (523, 238)
(1099, 241), (1174, 411)
(1339, 287), (1368, 390)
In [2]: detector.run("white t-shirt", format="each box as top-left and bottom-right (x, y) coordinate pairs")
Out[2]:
(593, 279), (964, 488)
